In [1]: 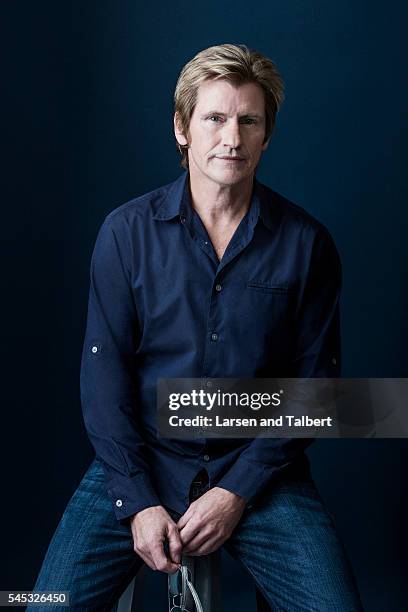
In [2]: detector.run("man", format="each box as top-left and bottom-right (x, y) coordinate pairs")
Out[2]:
(30, 44), (363, 610)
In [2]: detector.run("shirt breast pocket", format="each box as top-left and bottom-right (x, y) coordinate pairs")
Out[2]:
(246, 280), (291, 295)
(232, 279), (295, 372)
(245, 280), (295, 332)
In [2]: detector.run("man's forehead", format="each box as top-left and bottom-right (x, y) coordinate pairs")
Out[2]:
(194, 79), (265, 114)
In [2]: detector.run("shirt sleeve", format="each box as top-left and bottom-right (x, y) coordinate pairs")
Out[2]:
(216, 226), (342, 504)
(80, 215), (161, 523)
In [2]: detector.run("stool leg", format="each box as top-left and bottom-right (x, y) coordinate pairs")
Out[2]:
(185, 551), (221, 611)
(169, 552), (222, 612)
(116, 576), (135, 612)
(255, 586), (272, 612)
(115, 566), (146, 612)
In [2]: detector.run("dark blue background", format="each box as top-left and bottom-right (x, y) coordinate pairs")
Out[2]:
(2, 1), (407, 610)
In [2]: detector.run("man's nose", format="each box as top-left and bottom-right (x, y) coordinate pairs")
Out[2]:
(222, 119), (241, 149)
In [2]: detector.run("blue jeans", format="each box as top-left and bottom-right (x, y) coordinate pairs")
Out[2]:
(28, 458), (363, 611)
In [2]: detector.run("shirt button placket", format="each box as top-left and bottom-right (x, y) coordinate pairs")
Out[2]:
(202, 279), (222, 378)
(210, 283), (221, 345)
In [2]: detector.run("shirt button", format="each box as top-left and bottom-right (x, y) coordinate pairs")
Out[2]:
(332, 357), (337, 365)
(215, 284), (222, 292)
(203, 454), (210, 462)
(211, 333), (218, 342)
(91, 346), (98, 354)
(206, 380), (213, 388)
(115, 499), (123, 508)
(180, 215), (186, 224)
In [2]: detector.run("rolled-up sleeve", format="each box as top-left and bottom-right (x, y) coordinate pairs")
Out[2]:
(217, 226), (342, 504)
(80, 215), (161, 522)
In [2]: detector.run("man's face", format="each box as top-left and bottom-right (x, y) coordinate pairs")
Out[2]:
(175, 79), (269, 187)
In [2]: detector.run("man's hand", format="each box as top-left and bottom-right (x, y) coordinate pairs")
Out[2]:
(177, 487), (246, 556)
(130, 505), (182, 573)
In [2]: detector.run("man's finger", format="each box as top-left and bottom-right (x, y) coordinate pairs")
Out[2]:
(178, 520), (202, 546)
(150, 542), (179, 574)
(135, 548), (156, 572)
(132, 532), (156, 571)
(188, 535), (222, 556)
(177, 508), (193, 530)
(167, 526), (183, 564)
(182, 529), (210, 554)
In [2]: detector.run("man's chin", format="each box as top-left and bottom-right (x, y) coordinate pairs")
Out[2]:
(207, 168), (253, 187)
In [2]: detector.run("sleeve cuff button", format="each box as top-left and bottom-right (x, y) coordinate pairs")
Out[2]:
(91, 346), (98, 354)
(115, 499), (123, 507)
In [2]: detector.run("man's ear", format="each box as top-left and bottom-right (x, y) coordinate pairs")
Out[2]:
(262, 136), (271, 152)
(174, 113), (188, 146)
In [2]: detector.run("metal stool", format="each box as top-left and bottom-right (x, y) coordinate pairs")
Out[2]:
(168, 551), (220, 611)
(116, 551), (270, 611)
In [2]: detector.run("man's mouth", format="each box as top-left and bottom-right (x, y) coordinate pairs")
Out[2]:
(214, 156), (246, 162)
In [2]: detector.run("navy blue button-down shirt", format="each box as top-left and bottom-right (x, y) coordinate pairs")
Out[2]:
(80, 171), (341, 522)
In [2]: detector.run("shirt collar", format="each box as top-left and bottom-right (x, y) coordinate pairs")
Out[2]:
(153, 172), (189, 221)
(254, 179), (275, 231)
(153, 171), (275, 232)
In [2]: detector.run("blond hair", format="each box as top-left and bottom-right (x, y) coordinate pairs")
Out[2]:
(174, 44), (285, 168)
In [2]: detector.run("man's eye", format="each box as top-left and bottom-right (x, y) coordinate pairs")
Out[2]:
(240, 117), (257, 125)
(208, 115), (222, 122)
